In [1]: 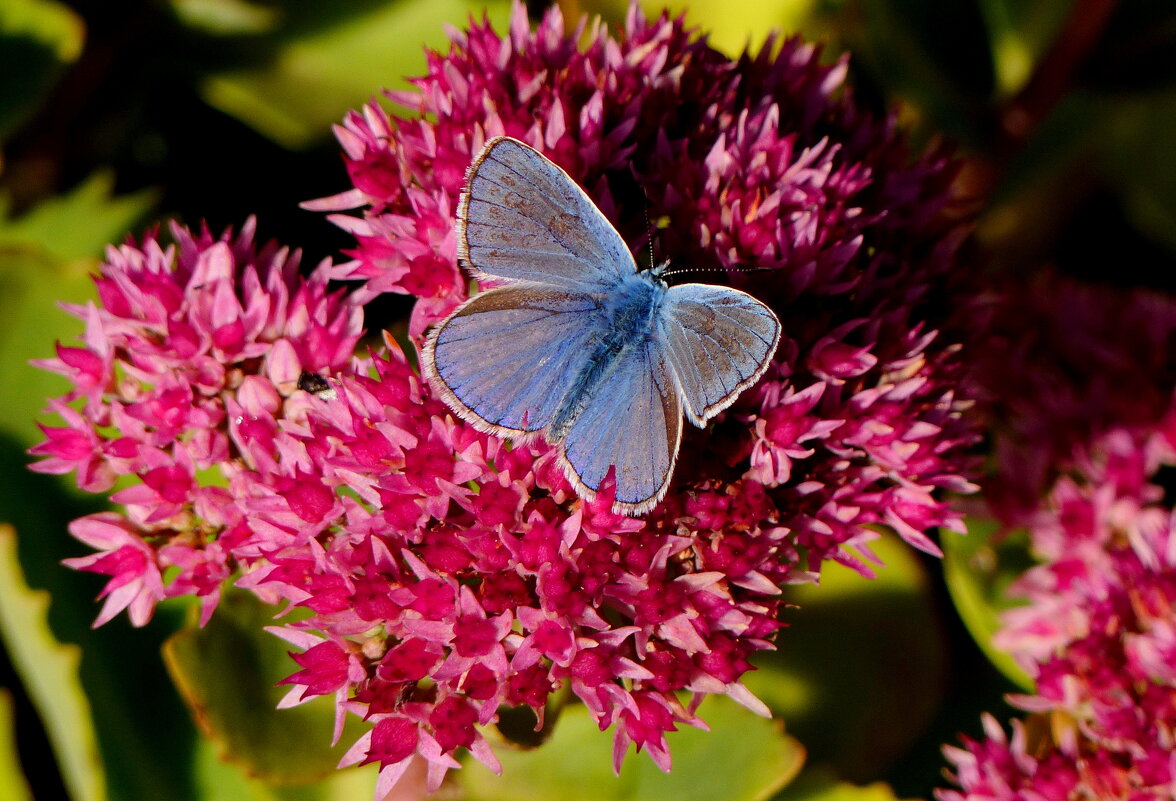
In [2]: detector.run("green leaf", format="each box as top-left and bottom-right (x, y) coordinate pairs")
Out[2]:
(1100, 89), (1176, 255)
(461, 695), (804, 801)
(170, 0), (283, 36)
(0, 691), (34, 801)
(0, 524), (105, 801)
(974, 0), (1071, 95)
(643, 0), (820, 57)
(0, 431), (196, 801)
(775, 765), (909, 801)
(0, 0), (84, 140)
(744, 533), (946, 781)
(0, 171), (156, 262)
(941, 516), (1034, 691)
(842, 0), (995, 145)
(0, 172), (155, 447)
(188, 732), (381, 801)
(193, 0), (514, 149)
(162, 590), (363, 785)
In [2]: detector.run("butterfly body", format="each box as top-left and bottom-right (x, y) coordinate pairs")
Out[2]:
(423, 136), (781, 515)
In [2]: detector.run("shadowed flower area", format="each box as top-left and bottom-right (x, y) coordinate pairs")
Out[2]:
(30, 1), (976, 794)
(940, 274), (1176, 800)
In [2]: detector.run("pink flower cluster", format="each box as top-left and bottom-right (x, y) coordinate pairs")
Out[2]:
(32, 2), (977, 795)
(30, 219), (363, 625)
(941, 432), (1176, 800)
(941, 276), (1176, 801)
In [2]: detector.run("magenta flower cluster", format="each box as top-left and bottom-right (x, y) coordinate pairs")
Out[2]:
(940, 275), (1176, 801)
(30, 219), (362, 626)
(32, 2), (977, 795)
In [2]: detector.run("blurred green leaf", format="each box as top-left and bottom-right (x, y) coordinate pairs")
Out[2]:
(745, 533), (945, 782)
(0, 173), (187, 801)
(644, 0), (818, 56)
(0, 445), (202, 801)
(0, 690), (34, 801)
(1101, 89), (1176, 255)
(163, 590), (361, 785)
(843, 0), (994, 144)
(0, 525), (105, 801)
(461, 695), (803, 801)
(974, 0), (1070, 95)
(171, 0), (283, 36)
(187, 731), (381, 801)
(269, 761), (381, 801)
(0, 171), (155, 262)
(0, 0), (84, 141)
(188, 735), (264, 801)
(941, 516), (1034, 691)
(0, 172), (155, 447)
(194, 0), (513, 149)
(776, 766), (908, 801)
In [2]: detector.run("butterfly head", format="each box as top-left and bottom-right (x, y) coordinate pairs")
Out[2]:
(644, 260), (674, 285)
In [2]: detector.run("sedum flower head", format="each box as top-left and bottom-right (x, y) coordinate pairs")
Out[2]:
(948, 447), (1176, 801)
(35, 1), (976, 794)
(940, 275), (1176, 801)
(30, 219), (363, 625)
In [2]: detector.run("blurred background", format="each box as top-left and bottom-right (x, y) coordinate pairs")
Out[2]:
(1, 1), (1173, 800)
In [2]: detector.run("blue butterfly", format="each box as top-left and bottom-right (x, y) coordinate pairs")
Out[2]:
(423, 137), (781, 515)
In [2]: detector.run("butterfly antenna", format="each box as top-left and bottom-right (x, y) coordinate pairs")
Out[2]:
(658, 263), (777, 279)
(659, 265), (725, 279)
(642, 190), (656, 271)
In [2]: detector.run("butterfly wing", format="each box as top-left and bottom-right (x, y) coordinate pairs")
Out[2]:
(660, 284), (781, 427)
(559, 338), (683, 515)
(423, 284), (606, 436)
(458, 137), (636, 292)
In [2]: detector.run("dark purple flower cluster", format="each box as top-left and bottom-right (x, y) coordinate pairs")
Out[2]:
(970, 271), (1176, 518)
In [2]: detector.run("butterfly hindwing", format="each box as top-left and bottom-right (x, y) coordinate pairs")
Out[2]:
(459, 137), (636, 292)
(423, 284), (605, 436)
(660, 284), (782, 427)
(560, 338), (683, 515)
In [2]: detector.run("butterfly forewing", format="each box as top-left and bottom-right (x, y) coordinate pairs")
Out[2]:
(459, 137), (636, 292)
(424, 285), (605, 436)
(560, 339), (683, 515)
(660, 284), (782, 426)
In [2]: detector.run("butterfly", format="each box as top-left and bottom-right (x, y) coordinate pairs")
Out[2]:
(422, 136), (781, 515)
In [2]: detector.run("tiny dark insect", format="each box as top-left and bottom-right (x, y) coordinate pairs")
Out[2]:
(297, 371), (337, 400)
